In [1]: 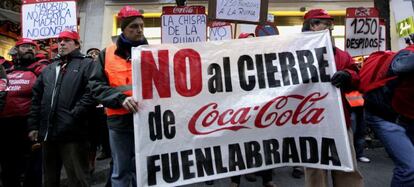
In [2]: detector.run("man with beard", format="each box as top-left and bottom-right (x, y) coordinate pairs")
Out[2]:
(0, 38), (47, 187)
(28, 30), (95, 187)
(89, 6), (147, 186)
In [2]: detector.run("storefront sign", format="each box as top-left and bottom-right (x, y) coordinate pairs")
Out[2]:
(208, 0), (268, 24)
(161, 6), (207, 44)
(131, 30), (354, 187)
(21, 0), (77, 40)
(345, 7), (380, 57)
(209, 21), (232, 41)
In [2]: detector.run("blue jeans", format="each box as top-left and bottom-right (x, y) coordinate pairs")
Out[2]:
(364, 109), (414, 187)
(351, 107), (367, 158)
(108, 124), (136, 187)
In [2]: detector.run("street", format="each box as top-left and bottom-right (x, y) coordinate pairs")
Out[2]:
(86, 147), (393, 187)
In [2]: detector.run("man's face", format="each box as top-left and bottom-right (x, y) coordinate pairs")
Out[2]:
(311, 19), (335, 46)
(58, 38), (79, 56)
(87, 49), (100, 60)
(123, 17), (145, 42)
(17, 44), (36, 61)
(311, 19), (334, 32)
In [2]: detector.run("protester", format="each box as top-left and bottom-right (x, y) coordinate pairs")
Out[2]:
(346, 90), (371, 163)
(50, 44), (59, 59)
(302, 9), (364, 187)
(86, 47), (111, 175)
(363, 35), (414, 187)
(27, 30), (95, 187)
(89, 6), (147, 187)
(0, 38), (47, 187)
(87, 48), (101, 60)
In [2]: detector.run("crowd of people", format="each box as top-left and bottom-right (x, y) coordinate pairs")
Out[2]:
(0, 6), (413, 187)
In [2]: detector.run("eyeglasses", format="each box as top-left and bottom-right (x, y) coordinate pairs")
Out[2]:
(320, 20), (334, 30)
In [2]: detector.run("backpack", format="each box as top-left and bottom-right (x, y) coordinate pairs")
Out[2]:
(358, 51), (397, 93)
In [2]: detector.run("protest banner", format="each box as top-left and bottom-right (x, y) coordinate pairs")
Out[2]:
(208, 0), (268, 24)
(21, 0), (77, 40)
(345, 7), (380, 57)
(161, 6), (207, 44)
(390, 0), (414, 49)
(209, 21), (232, 41)
(132, 30), (354, 187)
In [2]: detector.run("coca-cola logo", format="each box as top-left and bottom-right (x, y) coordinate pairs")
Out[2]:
(188, 92), (328, 135)
(173, 6), (195, 14)
(211, 21), (228, 27)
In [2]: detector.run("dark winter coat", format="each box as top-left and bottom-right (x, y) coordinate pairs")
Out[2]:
(28, 49), (95, 142)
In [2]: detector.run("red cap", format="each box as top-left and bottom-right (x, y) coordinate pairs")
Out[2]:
(118, 6), (143, 19)
(304, 9), (333, 20)
(35, 53), (46, 59)
(238, 33), (255, 39)
(15, 38), (38, 48)
(58, 30), (80, 41)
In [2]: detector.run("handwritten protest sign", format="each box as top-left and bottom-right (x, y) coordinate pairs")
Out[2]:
(208, 0), (268, 24)
(22, 0), (77, 40)
(131, 30), (354, 186)
(161, 6), (207, 44)
(209, 21), (232, 41)
(345, 7), (380, 57)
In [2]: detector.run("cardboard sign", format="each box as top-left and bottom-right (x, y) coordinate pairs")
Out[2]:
(22, 0), (77, 40)
(345, 7), (380, 57)
(396, 16), (414, 38)
(132, 30), (354, 187)
(390, 0), (414, 49)
(208, 0), (268, 24)
(209, 21), (232, 41)
(161, 6), (207, 44)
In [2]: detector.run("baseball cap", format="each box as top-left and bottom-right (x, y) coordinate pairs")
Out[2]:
(304, 9), (333, 20)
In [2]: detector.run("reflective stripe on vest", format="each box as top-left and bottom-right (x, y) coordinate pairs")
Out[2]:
(345, 91), (364, 107)
(104, 45), (132, 116)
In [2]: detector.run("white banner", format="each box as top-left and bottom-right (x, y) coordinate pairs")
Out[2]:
(22, 0), (77, 40)
(132, 30), (353, 187)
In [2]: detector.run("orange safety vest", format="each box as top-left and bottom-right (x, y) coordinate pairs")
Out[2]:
(104, 45), (133, 116)
(345, 91), (364, 107)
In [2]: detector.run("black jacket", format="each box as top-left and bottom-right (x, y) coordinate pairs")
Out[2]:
(89, 35), (148, 126)
(28, 50), (95, 141)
